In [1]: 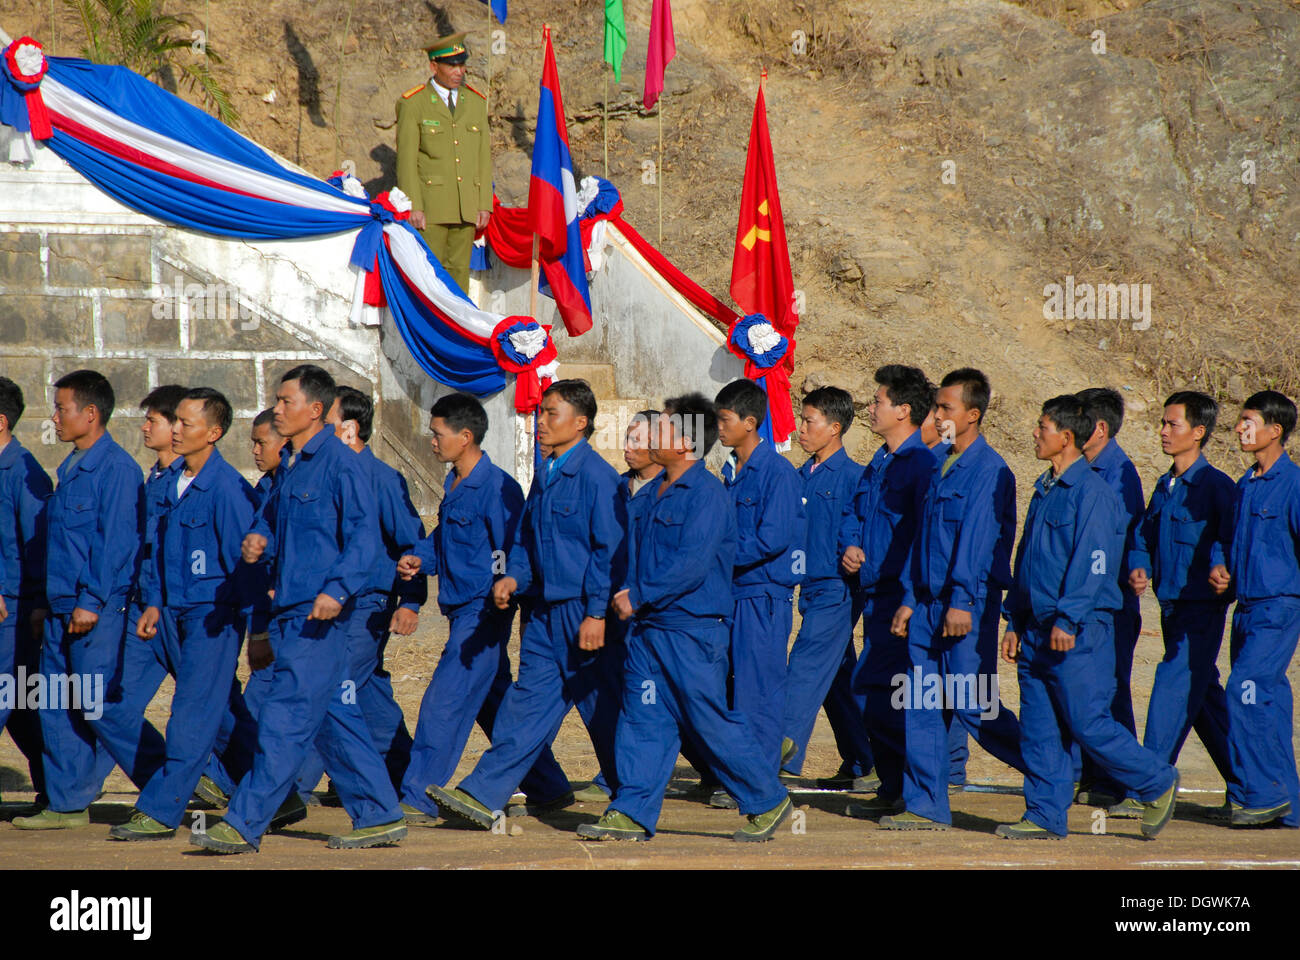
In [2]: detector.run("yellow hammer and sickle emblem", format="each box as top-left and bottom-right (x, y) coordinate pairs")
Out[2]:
(741, 199), (772, 251)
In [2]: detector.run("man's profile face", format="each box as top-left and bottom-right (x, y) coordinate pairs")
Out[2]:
(250, 422), (284, 473)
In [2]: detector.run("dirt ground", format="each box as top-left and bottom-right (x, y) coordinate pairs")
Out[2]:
(2, 587), (1298, 870)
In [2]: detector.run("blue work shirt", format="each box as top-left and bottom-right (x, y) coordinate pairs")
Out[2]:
(837, 429), (937, 595)
(253, 471), (276, 509)
(798, 446), (864, 584)
(252, 425), (378, 613)
(1089, 439), (1145, 608)
(45, 431), (143, 616)
(1127, 453), (1236, 606)
(1004, 456), (1125, 635)
(507, 438), (625, 619)
(722, 439), (805, 599)
(1227, 452), (1300, 603)
(626, 459), (736, 624)
(147, 446), (258, 609)
(0, 439), (52, 603)
(357, 446), (426, 611)
(136, 457), (183, 606)
(902, 433), (1017, 612)
(413, 451), (523, 616)
(617, 467), (664, 593)
(241, 470), (277, 632)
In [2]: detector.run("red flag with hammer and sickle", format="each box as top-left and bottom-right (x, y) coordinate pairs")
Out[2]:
(730, 80), (797, 339)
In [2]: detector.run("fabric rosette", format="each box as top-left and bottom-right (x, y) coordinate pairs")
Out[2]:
(2, 37), (52, 139)
(726, 312), (796, 444)
(489, 317), (558, 414)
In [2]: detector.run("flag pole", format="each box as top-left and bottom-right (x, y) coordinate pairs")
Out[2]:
(531, 24), (546, 323)
(485, 0), (493, 114)
(603, 69), (610, 178)
(657, 96), (663, 244)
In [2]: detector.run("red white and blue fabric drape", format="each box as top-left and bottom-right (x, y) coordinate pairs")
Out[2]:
(1, 40), (553, 401)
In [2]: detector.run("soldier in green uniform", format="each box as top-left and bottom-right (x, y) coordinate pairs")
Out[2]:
(395, 32), (492, 294)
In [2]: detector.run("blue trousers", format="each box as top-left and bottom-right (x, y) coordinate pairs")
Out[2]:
(781, 579), (875, 776)
(401, 601), (570, 816)
(221, 605), (402, 847)
(40, 600), (167, 812)
(1225, 598), (1300, 825)
(344, 593), (413, 791)
(948, 724), (970, 785)
(902, 596), (1026, 824)
(1017, 617), (1175, 836)
(731, 592), (793, 772)
(459, 597), (621, 813)
(850, 589), (908, 799)
(1080, 603), (1142, 793)
(1128, 602), (1234, 795)
(610, 617), (789, 835)
(134, 604), (243, 828)
(0, 597), (47, 801)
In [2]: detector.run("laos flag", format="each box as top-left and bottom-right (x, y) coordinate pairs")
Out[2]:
(527, 26), (593, 337)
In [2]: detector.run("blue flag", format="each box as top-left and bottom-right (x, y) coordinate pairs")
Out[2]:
(481, 0), (507, 23)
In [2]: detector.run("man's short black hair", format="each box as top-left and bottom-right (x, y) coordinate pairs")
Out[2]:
(629, 409), (659, 431)
(1164, 391), (1218, 448)
(252, 408), (277, 430)
(55, 369), (115, 424)
(1243, 390), (1298, 445)
(333, 385), (373, 443)
(940, 368), (992, 423)
(663, 392), (718, 458)
(1041, 394), (1094, 452)
(430, 392), (488, 446)
(715, 379), (767, 428)
(544, 379), (598, 439)
(0, 377), (24, 432)
(140, 384), (189, 423)
(874, 364), (931, 427)
(1077, 386), (1125, 439)
(802, 386), (853, 436)
(279, 364), (336, 410)
(183, 387), (233, 441)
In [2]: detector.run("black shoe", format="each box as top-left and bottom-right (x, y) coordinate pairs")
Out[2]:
(268, 793), (308, 832)
(507, 791), (577, 818)
(816, 767), (882, 793)
(844, 795), (904, 819)
(319, 780), (342, 808)
(1075, 783), (1120, 808)
(708, 789), (739, 810)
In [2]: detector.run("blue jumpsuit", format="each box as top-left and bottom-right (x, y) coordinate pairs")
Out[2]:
(400, 451), (569, 816)
(39, 431), (146, 813)
(1125, 453), (1236, 794)
(221, 425), (400, 847)
(0, 438), (52, 802)
(721, 440), (805, 771)
(838, 428), (936, 800)
(900, 434), (1026, 824)
(781, 446), (874, 777)
(1004, 457), (1175, 836)
(610, 459), (788, 835)
(456, 439), (625, 814)
(133, 447), (258, 828)
(1223, 452), (1300, 825)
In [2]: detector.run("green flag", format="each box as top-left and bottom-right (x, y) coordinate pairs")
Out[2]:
(604, 0), (627, 82)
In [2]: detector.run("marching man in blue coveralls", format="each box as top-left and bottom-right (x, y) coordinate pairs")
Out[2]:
(713, 378), (805, 801)
(883, 369), (1027, 830)
(192, 364), (406, 853)
(998, 394), (1178, 839)
(837, 365), (937, 818)
(1212, 390), (1300, 828)
(580, 392), (793, 841)
(395, 392), (572, 824)
(110, 388), (258, 839)
(780, 386), (877, 789)
(1074, 387), (1147, 808)
(325, 387), (423, 793)
(0, 377), (52, 810)
(429, 379), (624, 830)
(1110, 391), (1238, 820)
(15, 371), (146, 830)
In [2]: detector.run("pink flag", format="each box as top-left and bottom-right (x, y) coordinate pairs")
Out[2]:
(643, 0), (676, 110)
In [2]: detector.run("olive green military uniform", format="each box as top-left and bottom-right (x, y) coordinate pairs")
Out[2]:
(395, 82), (491, 293)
